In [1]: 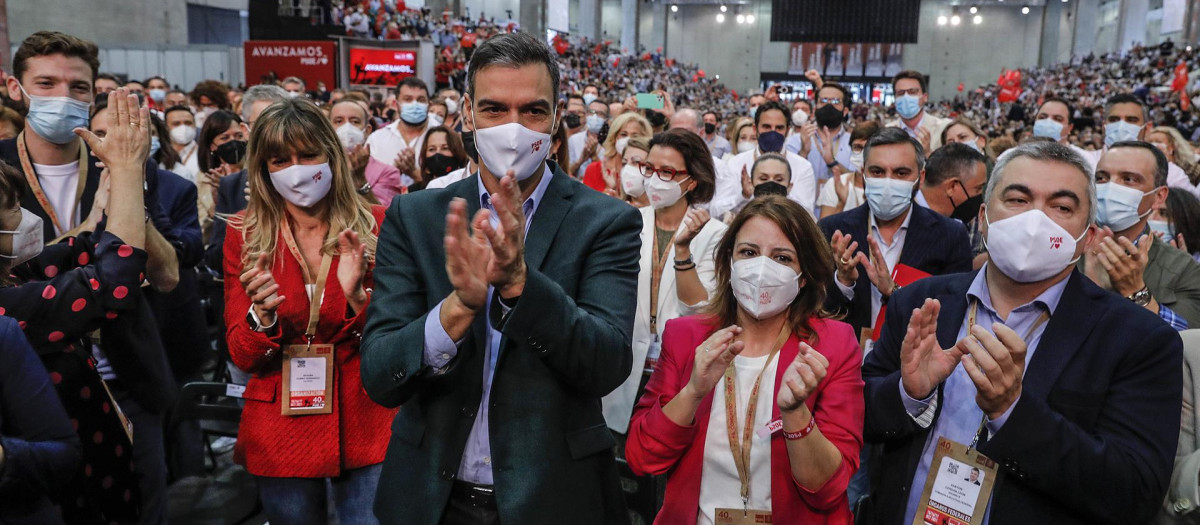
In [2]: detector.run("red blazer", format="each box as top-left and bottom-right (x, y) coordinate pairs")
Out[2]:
(626, 315), (864, 524)
(223, 204), (397, 478)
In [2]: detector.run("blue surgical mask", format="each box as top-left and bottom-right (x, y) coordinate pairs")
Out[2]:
(586, 114), (605, 134)
(757, 131), (785, 153)
(895, 94), (923, 120)
(150, 135), (161, 157)
(582, 93), (598, 106)
(1033, 118), (1064, 140)
(400, 101), (429, 125)
(1096, 182), (1154, 231)
(864, 176), (916, 221)
(19, 82), (91, 145)
(1105, 121), (1143, 147)
(1148, 219), (1173, 239)
(148, 88), (167, 103)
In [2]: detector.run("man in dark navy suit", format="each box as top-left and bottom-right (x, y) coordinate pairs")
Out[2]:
(859, 142), (1181, 524)
(818, 127), (973, 340)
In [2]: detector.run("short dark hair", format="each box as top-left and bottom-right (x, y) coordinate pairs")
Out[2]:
(197, 110), (244, 173)
(1105, 93), (1149, 122)
(397, 76), (429, 97)
(145, 75), (168, 87)
(96, 72), (120, 84)
(1109, 140), (1169, 188)
(892, 70), (927, 93)
(1040, 96), (1074, 119)
(850, 121), (881, 143)
(467, 32), (561, 104)
(754, 101), (791, 128)
(925, 143), (987, 187)
(164, 105), (193, 119)
(14, 31), (100, 82)
(864, 126), (926, 172)
(703, 110), (720, 121)
(1165, 187), (1200, 253)
(820, 83), (850, 107)
(648, 128), (716, 205)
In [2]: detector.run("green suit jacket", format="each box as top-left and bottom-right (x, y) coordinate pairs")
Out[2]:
(1147, 236), (1200, 328)
(361, 164), (641, 524)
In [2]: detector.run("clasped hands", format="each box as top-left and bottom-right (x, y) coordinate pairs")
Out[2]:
(444, 171), (527, 313)
(900, 298), (1028, 420)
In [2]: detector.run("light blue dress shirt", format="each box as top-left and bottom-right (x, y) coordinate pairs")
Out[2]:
(900, 264), (1069, 524)
(421, 165), (554, 485)
(805, 128), (854, 184)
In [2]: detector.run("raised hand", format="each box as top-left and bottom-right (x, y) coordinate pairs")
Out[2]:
(477, 172), (527, 299)
(833, 172), (850, 205)
(1094, 234), (1151, 296)
(674, 207), (711, 249)
(349, 144), (371, 175)
(394, 148), (416, 176)
(916, 126), (932, 154)
(337, 228), (370, 313)
(777, 342), (829, 412)
(740, 165), (755, 198)
(83, 169), (111, 230)
(900, 298), (963, 400)
(862, 235), (898, 297)
(830, 229), (868, 287)
(960, 323), (1028, 420)
(804, 69), (824, 90)
(76, 87), (149, 177)
(444, 197), (491, 311)
(683, 326), (744, 399)
(241, 254), (285, 328)
(817, 127), (836, 164)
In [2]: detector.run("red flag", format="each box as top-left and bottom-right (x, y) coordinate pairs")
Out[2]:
(997, 70), (1022, 103)
(957, 83), (964, 92)
(1173, 62), (1189, 92)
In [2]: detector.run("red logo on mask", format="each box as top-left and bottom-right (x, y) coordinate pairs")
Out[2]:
(312, 170), (323, 182)
(758, 291), (771, 305)
(531, 140), (543, 152)
(1049, 236), (1063, 249)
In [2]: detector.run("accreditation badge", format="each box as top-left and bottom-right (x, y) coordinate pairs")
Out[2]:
(912, 437), (998, 525)
(713, 508), (772, 524)
(281, 344), (334, 416)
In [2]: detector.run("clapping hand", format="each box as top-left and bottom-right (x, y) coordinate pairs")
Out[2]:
(76, 87), (149, 177)
(1093, 234), (1151, 297)
(444, 198), (491, 312)
(862, 236), (899, 297)
(337, 228), (370, 314)
(478, 172), (528, 299)
(899, 298), (964, 400)
(830, 230), (868, 287)
(241, 254), (285, 328)
(960, 323), (1028, 420)
(673, 207), (710, 249)
(740, 165), (755, 198)
(682, 326), (744, 400)
(777, 343), (829, 412)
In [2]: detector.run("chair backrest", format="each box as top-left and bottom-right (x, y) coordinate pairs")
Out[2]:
(616, 457), (661, 524)
(175, 381), (244, 425)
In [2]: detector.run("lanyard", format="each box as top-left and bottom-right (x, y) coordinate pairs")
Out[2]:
(279, 216), (333, 343)
(181, 142), (197, 164)
(724, 326), (791, 510)
(964, 299), (1049, 450)
(648, 222), (678, 335)
(16, 131), (88, 234)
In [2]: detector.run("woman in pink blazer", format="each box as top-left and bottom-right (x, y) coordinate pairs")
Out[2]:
(626, 196), (864, 524)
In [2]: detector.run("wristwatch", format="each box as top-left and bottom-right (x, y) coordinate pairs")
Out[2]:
(826, 160), (839, 169)
(1128, 287), (1152, 307)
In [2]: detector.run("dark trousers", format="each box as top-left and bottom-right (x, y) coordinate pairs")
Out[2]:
(440, 482), (499, 525)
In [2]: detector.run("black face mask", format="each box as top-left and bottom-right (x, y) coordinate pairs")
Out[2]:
(815, 104), (845, 130)
(215, 140), (246, 165)
(424, 153), (463, 178)
(949, 181), (983, 223)
(704, 122), (716, 135)
(753, 181), (789, 198)
(461, 131), (478, 163)
(564, 113), (582, 129)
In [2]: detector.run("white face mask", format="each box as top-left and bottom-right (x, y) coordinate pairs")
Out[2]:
(620, 164), (645, 197)
(984, 208), (1087, 283)
(473, 111), (555, 181)
(0, 208), (44, 266)
(428, 113), (445, 128)
(1096, 182), (1155, 232)
(336, 123), (366, 151)
(864, 177), (916, 221)
(615, 137), (630, 156)
(195, 106), (216, 129)
(644, 174), (688, 208)
(169, 124), (197, 146)
(444, 98), (459, 115)
(731, 256), (802, 320)
(737, 140), (757, 154)
(850, 151), (864, 172)
(268, 162), (333, 208)
(792, 110), (809, 127)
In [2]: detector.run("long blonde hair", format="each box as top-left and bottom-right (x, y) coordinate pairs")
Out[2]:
(228, 98), (378, 269)
(602, 112), (652, 160)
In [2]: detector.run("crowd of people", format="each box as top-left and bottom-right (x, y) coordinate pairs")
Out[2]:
(2, 16), (1200, 525)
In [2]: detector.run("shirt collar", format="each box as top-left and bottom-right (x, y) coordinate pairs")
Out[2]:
(477, 162), (554, 219)
(904, 113), (927, 133)
(869, 204), (914, 233)
(967, 262), (1070, 318)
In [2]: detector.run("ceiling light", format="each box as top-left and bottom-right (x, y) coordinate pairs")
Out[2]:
(745, 14), (755, 23)
(1022, 6), (1030, 14)
(720, 5), (727, 12)
(736, 14), (745, 23)
(950, 14), (961, 25)
(716, 13), (725, 22)
(973, 15), (983, 24)
(970, 6), (978, 14)
(937, 15), (948, 25)
(671, 4), (678, 12)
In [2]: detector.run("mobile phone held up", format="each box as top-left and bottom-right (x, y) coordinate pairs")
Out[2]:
(636, 93), (665, 110)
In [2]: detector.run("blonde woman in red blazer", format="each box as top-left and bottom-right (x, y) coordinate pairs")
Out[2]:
(626, 196), (864, 524)
(223, 98), (396, 524)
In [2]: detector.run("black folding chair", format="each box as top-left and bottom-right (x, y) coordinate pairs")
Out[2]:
(617, 457), (664, 525)
(172, 381), (260, 523)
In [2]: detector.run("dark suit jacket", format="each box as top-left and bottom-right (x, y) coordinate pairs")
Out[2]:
(818, 203), (972, 335)
(0, 138), (176, 413)
(860, 270), (1182, 525)
(145, 169), (209, 381)
(203, 169), (249, 273)
(361, 164), (641, 524)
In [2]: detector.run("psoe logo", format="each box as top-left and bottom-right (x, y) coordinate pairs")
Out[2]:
(531, 139), (543, 152)
(1049, 236), (1063, 249)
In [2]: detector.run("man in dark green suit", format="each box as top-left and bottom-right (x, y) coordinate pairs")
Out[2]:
(361, 32), (640, 524)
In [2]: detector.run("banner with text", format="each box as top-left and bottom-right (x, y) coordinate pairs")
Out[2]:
(244, 41), (336, 88)
(348, 47), (419, 87)
(788, 43), (904, 79)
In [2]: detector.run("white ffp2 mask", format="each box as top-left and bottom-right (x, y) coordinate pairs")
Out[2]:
(268, 162), (333, 208)
(984, 208), (1087, 283)
(620, 164), (645, 197)
(474, 119), (554, 181)
(731, 256), (802, 319)
(0, 208), (44, 266)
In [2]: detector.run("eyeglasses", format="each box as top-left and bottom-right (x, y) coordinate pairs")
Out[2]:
(587, 109), (609, 118)
(895, 88), (923, 97)
(819, 97), (843, 106)
(638, 161), (689, 181)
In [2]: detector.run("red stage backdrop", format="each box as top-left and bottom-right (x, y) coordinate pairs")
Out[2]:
(244, 41), (336, 87)
(348, 47), (419, 87)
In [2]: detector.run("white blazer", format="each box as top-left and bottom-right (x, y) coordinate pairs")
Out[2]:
(602, 206), (728, 433)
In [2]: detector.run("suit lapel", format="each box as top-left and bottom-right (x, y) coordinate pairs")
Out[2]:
(523, 167), (573, 272)
(456, 175), (489, 348)
(899, 206), (935, 267)
(935, 273), (973, 349)
(1022, 271), (1102, 397)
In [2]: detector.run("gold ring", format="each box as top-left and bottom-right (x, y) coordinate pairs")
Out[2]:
(839, 257), (850, 265)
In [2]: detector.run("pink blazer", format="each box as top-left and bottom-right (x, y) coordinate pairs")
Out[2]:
(365, 157), (404, 207)
(625, 315), (864, 524)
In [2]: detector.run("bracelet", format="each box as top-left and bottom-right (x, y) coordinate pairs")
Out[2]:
(674, 263), (696, 271)
(673, 255), (694, 266)
(783, 415), (817, 440)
